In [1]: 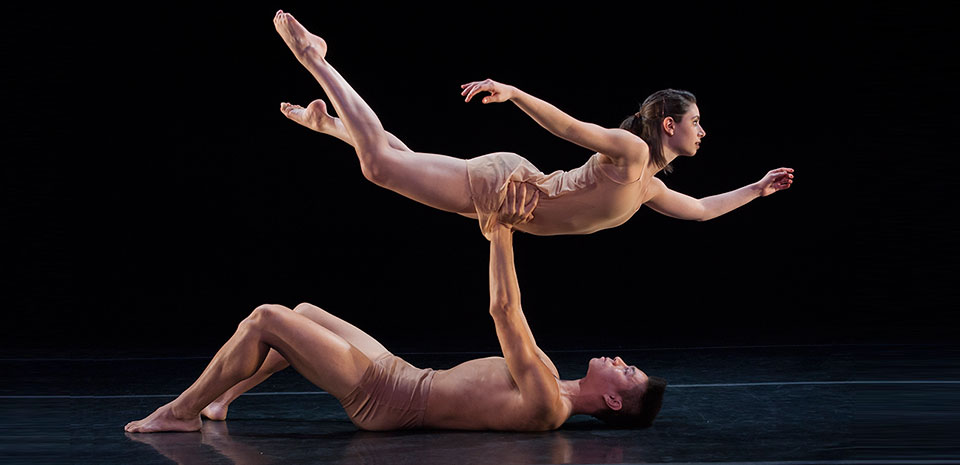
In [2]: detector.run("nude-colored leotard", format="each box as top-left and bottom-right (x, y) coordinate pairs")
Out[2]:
(466, 152), (649, 239)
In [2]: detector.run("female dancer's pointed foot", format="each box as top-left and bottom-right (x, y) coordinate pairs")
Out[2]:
(280, 99), (335, 133)
(124, 402), (203, 433)
(274, 10), (327, 61)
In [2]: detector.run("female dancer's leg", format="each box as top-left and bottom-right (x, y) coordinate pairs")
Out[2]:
(280, 99), (414, 153)
(274, 11), (474, 215)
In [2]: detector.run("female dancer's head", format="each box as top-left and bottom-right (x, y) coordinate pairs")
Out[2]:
(620, 89), (703, 174)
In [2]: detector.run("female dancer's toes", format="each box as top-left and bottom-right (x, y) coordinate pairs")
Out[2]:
(280, 103), (306, 122)
(273, 11), (328, 61)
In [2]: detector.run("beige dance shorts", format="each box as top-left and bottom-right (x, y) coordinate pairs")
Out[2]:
(339, 354), (436, 431)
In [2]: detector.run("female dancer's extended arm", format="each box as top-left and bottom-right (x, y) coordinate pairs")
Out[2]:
(645, 168), (795, 221)
(461, 79), (647, 164)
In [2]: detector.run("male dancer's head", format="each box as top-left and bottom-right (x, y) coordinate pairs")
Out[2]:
(574, 356), (667, 427)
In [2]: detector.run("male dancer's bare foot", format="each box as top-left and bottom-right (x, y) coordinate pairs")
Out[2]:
(280, 99), (336, 133)
(200, 401), (229, 421)
(273, 10), (327, 63)
(124, 402), (203, 433)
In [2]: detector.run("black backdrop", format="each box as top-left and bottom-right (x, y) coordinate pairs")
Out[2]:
(3, 3), (956, 354)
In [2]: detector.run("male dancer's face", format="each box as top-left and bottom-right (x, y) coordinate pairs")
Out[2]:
(585, 356), (648, 394)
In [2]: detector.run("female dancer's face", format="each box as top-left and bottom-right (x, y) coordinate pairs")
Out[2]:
(666, 103), (706, 157)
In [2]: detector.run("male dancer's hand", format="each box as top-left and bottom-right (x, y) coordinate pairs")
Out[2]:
(498, 181), (539, 228)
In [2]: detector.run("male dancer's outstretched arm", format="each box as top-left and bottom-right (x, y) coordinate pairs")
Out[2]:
(495, 183), (559, 376)
(487, 198), (568, 430)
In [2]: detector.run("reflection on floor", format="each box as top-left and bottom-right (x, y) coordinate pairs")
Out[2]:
(2, 344), (958, 464)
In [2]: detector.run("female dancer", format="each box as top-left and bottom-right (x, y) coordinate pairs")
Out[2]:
(273, 11), (793, 239)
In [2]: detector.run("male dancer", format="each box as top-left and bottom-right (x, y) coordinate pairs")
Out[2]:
(125, 185), (666, 432)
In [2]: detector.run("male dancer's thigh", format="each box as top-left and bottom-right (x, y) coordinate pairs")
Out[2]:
(257, 307), (371, 400)
(294, 303), (391, 361)
(375, 148), (474, 215)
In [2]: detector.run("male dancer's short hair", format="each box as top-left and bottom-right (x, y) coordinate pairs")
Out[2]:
(593, 376), (667, 428)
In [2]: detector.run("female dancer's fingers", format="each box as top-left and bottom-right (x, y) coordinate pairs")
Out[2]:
(465, 86), (478, 102)
(467, 82), (495, 102)
(466, 85), (485, 102)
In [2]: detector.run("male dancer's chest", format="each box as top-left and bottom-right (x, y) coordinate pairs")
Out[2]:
(423, 357), (526, 429)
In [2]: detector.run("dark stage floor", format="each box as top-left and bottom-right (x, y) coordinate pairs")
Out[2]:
(2, 344), (959, 464)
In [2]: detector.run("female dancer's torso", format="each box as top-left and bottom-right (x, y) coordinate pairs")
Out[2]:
(516, 152), (652, 236)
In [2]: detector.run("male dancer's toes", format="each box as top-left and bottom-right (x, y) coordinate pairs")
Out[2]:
(124, 402), (203, 433)
(280, 99), (335, 133)
(273, 10), (327, 62)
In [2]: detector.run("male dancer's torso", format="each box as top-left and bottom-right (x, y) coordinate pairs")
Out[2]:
(422, 356), (565, 431)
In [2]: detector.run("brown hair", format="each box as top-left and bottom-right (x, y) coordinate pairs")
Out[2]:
(593, 375), (667, 428)
(619, 89), (698, 174)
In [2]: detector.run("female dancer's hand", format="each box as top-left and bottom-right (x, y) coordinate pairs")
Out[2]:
(461, 79), (515, 104)
(498, 181), (539, 227)
(755, 168), (795, 197)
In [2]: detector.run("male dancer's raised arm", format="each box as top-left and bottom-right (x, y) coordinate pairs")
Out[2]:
(487, 184), (566, 430)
